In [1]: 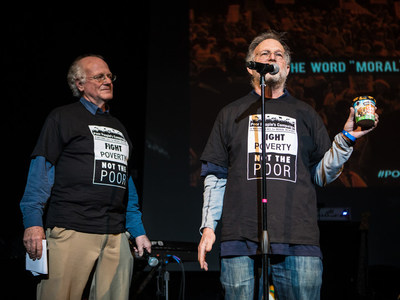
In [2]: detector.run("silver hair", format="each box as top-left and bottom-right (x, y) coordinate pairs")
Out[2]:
(67, 54), (104, 97)
(246, 30), (291, 65)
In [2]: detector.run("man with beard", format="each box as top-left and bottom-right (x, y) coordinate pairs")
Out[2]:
(197, 31), (378, 299)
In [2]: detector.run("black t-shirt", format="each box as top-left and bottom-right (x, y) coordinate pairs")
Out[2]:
(32, 101), (132, 234)
(201, 91), (331, 246)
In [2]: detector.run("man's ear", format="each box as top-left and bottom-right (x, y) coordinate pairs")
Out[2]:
(76, 79), (84, 92)
(246, 67), (254, 76)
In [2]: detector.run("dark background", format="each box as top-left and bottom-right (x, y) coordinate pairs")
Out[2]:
(1, 1), (399, 299)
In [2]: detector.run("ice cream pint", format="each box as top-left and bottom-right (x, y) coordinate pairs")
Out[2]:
(352, 96), (376, 128)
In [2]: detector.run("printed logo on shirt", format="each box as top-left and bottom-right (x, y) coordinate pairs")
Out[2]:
(247, 114), (297, 182)
(89, 125), (129, 188)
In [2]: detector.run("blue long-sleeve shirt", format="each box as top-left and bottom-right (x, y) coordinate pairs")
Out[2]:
(20, 98), (146, 238)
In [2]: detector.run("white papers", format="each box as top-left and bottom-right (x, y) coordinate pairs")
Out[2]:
(25, 240), (48, 276)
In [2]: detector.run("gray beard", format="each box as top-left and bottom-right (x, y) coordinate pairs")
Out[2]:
(253, 73), (286, 90)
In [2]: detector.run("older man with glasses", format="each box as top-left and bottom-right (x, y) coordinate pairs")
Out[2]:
(20, 54), (151, 300)
(197, 31), (378, 300)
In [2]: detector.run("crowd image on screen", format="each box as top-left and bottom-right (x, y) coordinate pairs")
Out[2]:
(189, 0), (400, 188)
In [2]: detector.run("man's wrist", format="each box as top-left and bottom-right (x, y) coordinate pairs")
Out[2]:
(342, 130), (356, 146)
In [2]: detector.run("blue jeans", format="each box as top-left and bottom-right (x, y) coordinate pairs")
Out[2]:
(220, 255), (322, 300)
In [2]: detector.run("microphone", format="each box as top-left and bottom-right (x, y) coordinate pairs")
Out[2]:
(246, 61), (279, 75)
(125, 232), (159, 267)
(135, 249), (159, 267)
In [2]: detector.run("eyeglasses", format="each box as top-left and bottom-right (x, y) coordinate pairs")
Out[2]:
(88, 73), (116, 82)
(256, 50), (285, 61)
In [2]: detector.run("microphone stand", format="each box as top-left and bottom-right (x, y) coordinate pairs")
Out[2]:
(156, 260), (170, 300)
(259, 71), (271, 300)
